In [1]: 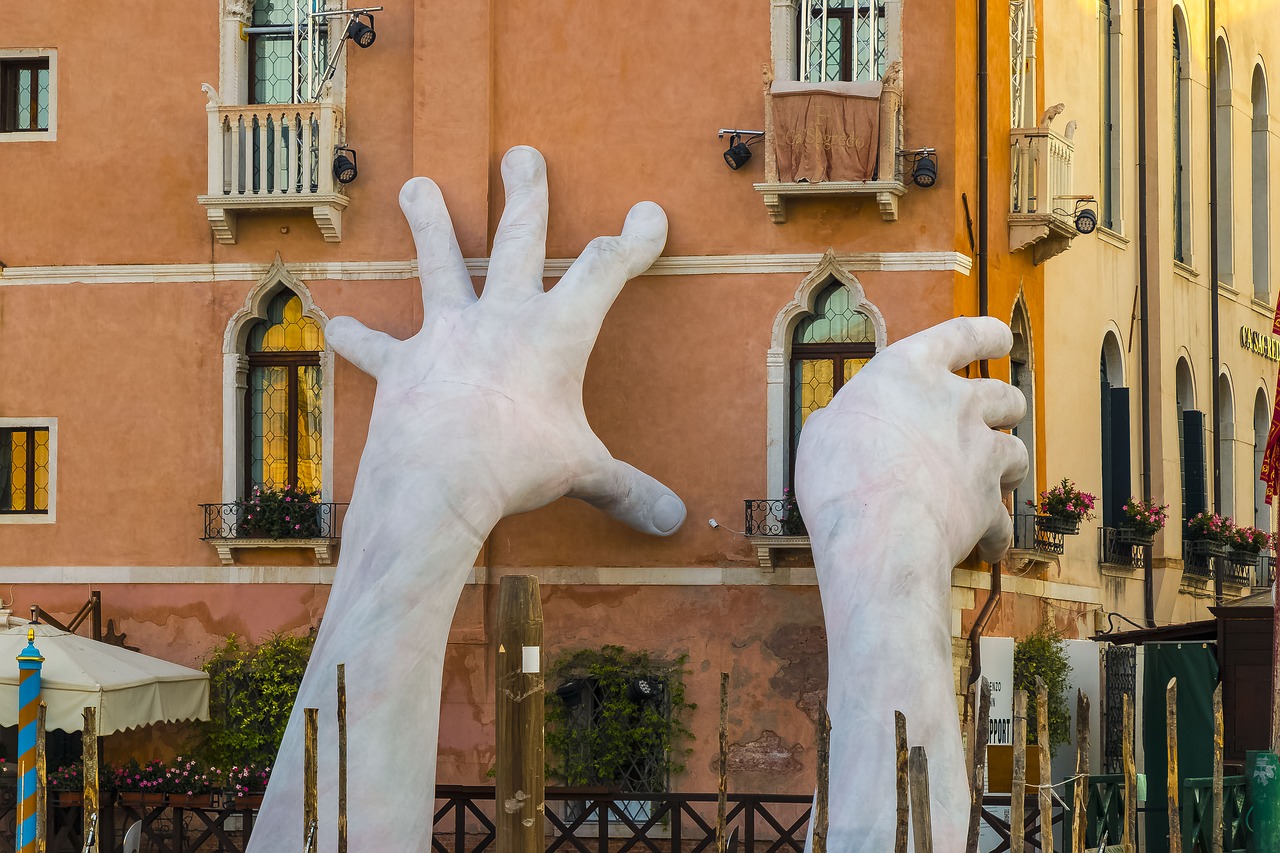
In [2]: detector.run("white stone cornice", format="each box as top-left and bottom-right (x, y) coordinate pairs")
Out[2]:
(0, 251), (972, 287)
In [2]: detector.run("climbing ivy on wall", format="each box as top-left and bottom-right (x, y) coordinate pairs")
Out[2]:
(192, 632), (315, 768)
(545, 645), (696, 792)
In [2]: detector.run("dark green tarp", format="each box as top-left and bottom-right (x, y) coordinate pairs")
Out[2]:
(1143, 641), (1219, 853)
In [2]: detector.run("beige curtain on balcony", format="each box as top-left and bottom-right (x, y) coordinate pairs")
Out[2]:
(771, 80), (882, 183)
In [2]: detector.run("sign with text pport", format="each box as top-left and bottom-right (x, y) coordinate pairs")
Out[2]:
(979, 637), (1016, 745)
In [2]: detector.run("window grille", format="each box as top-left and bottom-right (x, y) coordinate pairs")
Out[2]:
(249, 0), (330, 104)
(798, 0), (888, 83)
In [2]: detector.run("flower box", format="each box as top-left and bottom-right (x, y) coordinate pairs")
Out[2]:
(1113, 527), (1155, 548)
(1227, 549), (1261, 568)
(168, 793), (215, 808)
(1037, 515), (1080, 536)
(52, 790), (83, 807)
(118, 791), (167, 808)
(234, 793), (265, 810)
(1186, 539), (1229, 559)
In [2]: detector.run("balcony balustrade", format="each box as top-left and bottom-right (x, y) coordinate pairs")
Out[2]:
(1008, 123), (1082, 263)
(743, 499), (809, 570)
(200, 501), (345, 566)
(197, 86), (349, 244)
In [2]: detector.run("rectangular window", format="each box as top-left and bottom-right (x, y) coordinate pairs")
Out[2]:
(249, 0), (330, 104)
(0, 57), (50, 133)
(797, 0), (888, 83)
(1, 427), (50, 514)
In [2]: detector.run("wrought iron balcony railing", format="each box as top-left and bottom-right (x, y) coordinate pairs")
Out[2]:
(1011, 511), (1066, 555)
(743, 499), (807, 538)
(1099, 527), (1149, 569)
(1256, 553), (1277, 589)
(200, 502), (345, 541)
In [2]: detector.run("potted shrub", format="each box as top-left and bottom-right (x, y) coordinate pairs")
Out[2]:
(1028, 479), (1096, 536)
(1185, 511), (1234, 559)
(235, 485), (323, 539)
(226, 763), (271, 809)
(780, 487), (806, 536)
(111, 759), (170, 807)
(1116, 498), (1169, 547)
(161, 756), (219, 808)
(1227, 525), (1272, 567)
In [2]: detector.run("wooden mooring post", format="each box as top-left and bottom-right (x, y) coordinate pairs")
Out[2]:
(304, 707), (319, 850)
(1011, 690), (1027, 853)
(908, 746), (935, 853)
(83, 707), (99, 853)
(895, 711), (909, 853)
(966, 679), (991, 853)
(35, 703), (46, 853)
(1212, 683), (1223, 853)
(337, 663), (348, 853)
(1167, 678), (1182, 853)
(1071, 691), (1090, 853)
(813, 704), (831, 853)
(716, 672), (728, 853)
(1122, 693), (1136, 853)
(1035, 678), (1051, 850)
(496, 575), (545, 853)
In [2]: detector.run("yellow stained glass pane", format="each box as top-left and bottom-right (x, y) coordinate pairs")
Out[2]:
(32, 430), (49, 511)
(844, 357), (870, 383)
(250, 366), (290, 489)
(799, 358), (835, 427)
(8, 432), (28, 511)
(296, 366), (323, 493)
(248, 292), (325, 353)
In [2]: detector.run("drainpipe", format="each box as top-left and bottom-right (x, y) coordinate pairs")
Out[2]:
(967, 0), (999, 687)
(1209, 0), (1225, 604)
(1137, 0), (1156, 626)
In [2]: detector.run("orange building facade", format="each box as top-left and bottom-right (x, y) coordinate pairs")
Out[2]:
(0, 0), (1081, 792)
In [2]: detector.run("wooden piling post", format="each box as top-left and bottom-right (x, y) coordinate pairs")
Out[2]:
(1035, 678), (1051, 850)
(1071, 691), (1090, 853)
(1212, 683), (1223, 853)
(1122, 694), (1136, 853)
(304, 707), (319, 848)
(337, 663), (348, 853)
(35, 703), (46, 853)
(895, 711), (909, 853)
(1272, 579), (1280, 754)
(716, 672), (728, 853)
(908, 746), (935, 853)
(813, 703), (831, 853)
(966, 679), (991, 853)
(82, 707), (98, 853)
(1167, 678), (1182, 853)
(1011, 690), (1027, 853)
(496, 575), (545, 853)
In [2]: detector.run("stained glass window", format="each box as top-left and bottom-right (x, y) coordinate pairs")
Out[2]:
(798, 0), (888, 83)
(0, 427), (49, 514)
(0, 59), (50, 133)
(245, 291), (324, 495)
(789, 281), (877, 482)
(250, 0), (329, 104)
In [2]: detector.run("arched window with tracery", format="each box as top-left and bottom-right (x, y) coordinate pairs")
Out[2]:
(244, 290), (324, 495)
(788, 281), (876, 481)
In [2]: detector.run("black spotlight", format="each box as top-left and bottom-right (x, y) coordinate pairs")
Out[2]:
(555, 680), (586, 708)
(911, 153), (938, 188)
(1075, 206), (1098, 234)
(724, 134), (752, 170)
(333, 146), (358, 184)
(626, 676), (665, 705)
(346, 14), (376, 49)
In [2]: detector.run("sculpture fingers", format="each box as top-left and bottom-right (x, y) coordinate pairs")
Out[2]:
(485, 146), (550, 300)
(970, 378), (1027, 429)
(993, 432), (1030, 493)
(400, 177), (476, 314)
(977, 505), (1015, 564)
(327, 316), (399, 378)
(569, 455), (686, 537)
(549, 201), (667, 326)
(896, 316), (1013, 373)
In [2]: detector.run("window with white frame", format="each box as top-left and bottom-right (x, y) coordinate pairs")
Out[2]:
(219, 0), (342, 105)
(0, 418), (56, 522)
(1252, 65), (1270, 302)
(0, 50), (56, 140)
(1010, 0), (1037, 129)
(1099, 0), (1120, 230)
(1173, 11), (1192, 264)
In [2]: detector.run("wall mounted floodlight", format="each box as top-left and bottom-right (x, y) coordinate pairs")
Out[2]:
(333, 146), (359, 184)
(346, 13), (376, 48)
(717, 128), (765, 171)
(1073, 197), (1099, 234)
(900, 148), (939, 188)
(626, 676), (665, 705)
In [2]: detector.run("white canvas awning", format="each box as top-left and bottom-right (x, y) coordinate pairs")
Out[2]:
(0, 623), (210, 735)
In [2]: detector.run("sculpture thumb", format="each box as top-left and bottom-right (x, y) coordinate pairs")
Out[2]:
(326, 316), (398, 378)
(569, 457), (687, 537)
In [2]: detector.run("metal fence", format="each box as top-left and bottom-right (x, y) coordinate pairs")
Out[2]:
(200, 502), (345, 540)
(742, 500), (806, 537)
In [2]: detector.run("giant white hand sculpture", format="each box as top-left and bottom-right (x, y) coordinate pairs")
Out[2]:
(795, 318), (1028, 853)
(246, 146), (685, 853)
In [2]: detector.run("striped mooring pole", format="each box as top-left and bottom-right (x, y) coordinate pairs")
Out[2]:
(17, 628), (44, 853)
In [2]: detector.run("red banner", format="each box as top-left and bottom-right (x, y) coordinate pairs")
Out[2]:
(1262, 300), (1280, 503)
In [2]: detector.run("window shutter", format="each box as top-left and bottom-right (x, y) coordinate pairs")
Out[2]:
(1183, 409), (1208, 521)
(1102, 387), (1132, 527)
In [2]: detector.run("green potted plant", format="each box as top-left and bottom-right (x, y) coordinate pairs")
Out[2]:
(235, 485), (323, 539)
(47, 762), (84, 807)
(1028, 479), (1096, 536)
(225, 763), (271, 809)
(1185, 511), (1234, 559)
(1116, 497), (1168, 546)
